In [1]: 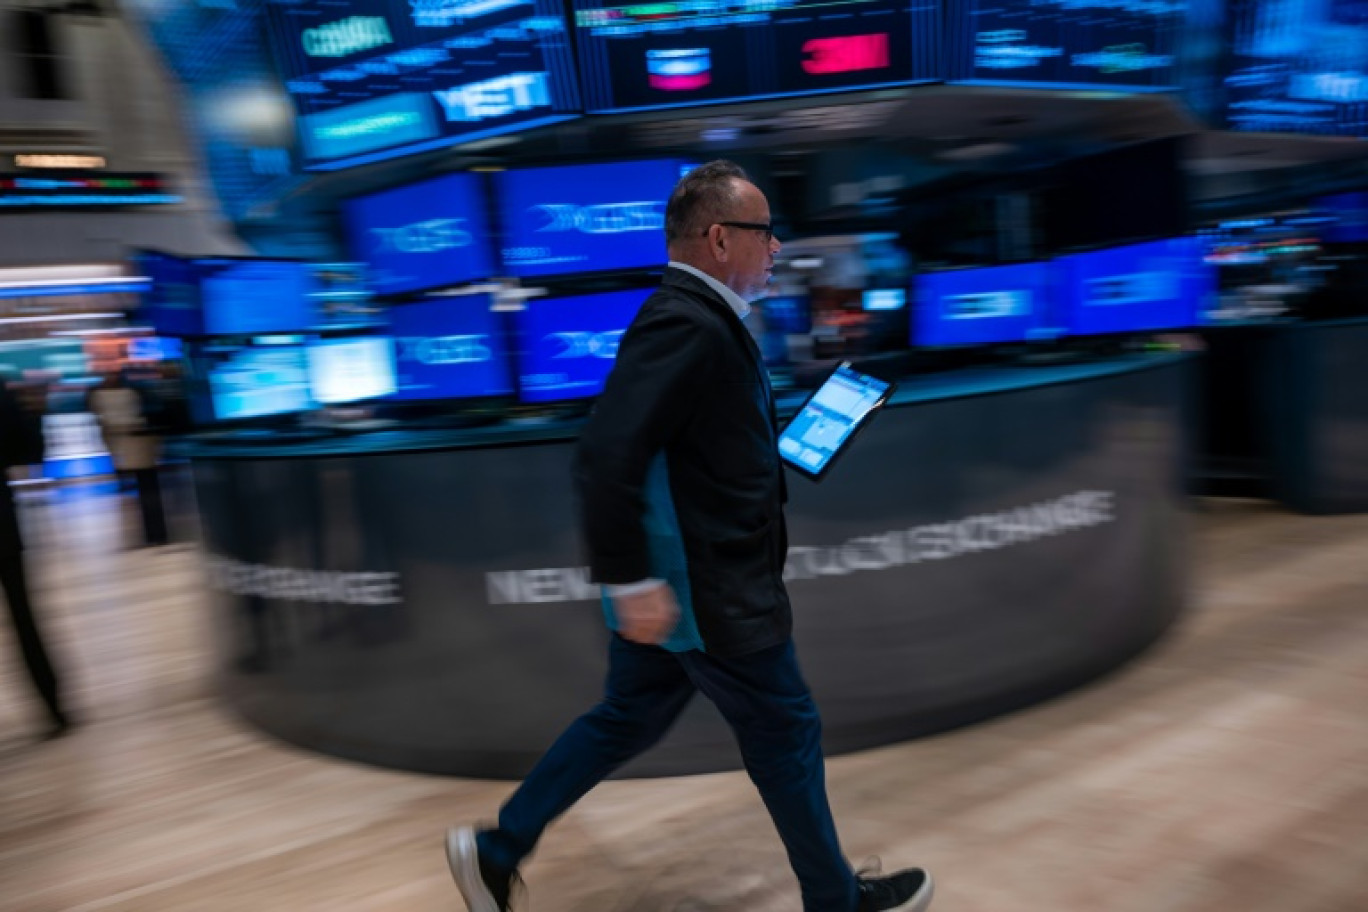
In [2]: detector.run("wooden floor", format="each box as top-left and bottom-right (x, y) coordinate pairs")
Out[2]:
(1, 489), (1366, 912)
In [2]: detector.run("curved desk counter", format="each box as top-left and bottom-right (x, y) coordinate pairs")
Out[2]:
(191, 352), (1193, 778)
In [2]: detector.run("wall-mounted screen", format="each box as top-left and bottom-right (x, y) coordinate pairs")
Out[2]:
(514, 288), (650, 402)
(1224, 0), (1368, 135)
(948, 0), (1186, 90)
(494, 160), (683, 277)
(1055, 237), (1214, 336)
(573, 0), (938, 113)
(345, 172), (497, 296)
(306, 336), (398, 404)
(388, 296), (514, 400)
(913, 262), (1051, 347)
(265, 0), (581, 170)
(198, 259), (322, 337)
(203, 343), (315, 421)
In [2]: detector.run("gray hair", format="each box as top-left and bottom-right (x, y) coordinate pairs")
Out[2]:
(664, 160), (750, 245)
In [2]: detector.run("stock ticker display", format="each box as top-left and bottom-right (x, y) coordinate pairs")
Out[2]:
(948, 0), (1188, 90)
(572, 0), (939, 112)
(265, 0), (581, 169)
(1224, 0), (1368, 135)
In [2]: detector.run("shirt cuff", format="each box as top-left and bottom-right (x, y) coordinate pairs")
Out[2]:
(606, 578), (666, 598)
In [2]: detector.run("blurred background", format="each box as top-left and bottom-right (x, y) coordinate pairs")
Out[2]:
(1, 0), (1367, 909)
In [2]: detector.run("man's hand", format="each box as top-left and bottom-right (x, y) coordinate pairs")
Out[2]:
(614, 583), (679, 645)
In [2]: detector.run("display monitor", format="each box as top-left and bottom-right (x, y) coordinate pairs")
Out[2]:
(265, 0), (581, 170)
(913, 262), (1051, 347)
(306, 336), (398, 404)
(572, 0), (938, 113)
(947, 0), (1186, 90)
(1318, 192), (1368, 243)
(345, 172), (497, 296)
(388, 296), (514, 401)
(515, 288), (650, 402)
(203, 342), (315, 421)
(862, 288), (907, 311)
(494, 160), (686, 277)
(1223, 0), (1368, 136)
(1055, 237), (1215, 336)
(198, 258), (322, 336)
(127, 336), (184, 362)
(136, 250), (203, 337)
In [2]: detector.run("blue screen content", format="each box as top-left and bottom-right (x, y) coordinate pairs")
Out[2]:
(207, 345), (315, 420)
(1319, 192), (1368, 242)
(345, 173), (496, 296)
(137, 251), (203, 337)
(914, 262), (1050, 347)
(778, 365), (890, 476)
(1056, 237), (1215, 336)
(495, 160), (681, 277)
(573, 0), (938, 113)
(388, 296), (513, 400)
(948, 0), (1186, 89)
(199, 260), (321, 336)
(1224, 0), (1368, 136)
(265, 0), (581, 170)
(515, 289), (650, 402)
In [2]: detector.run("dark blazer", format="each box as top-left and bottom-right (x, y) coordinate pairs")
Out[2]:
(574, 267), (790, 658)
(0, 383), (27, 552)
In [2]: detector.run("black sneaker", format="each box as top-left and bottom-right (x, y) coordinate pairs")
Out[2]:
(856, 866), (934, 912)
(445, 826), (522, 912)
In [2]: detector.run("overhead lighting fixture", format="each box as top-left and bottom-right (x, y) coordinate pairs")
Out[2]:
(0, 312), (124, 325)
(15, 154), (108, 169)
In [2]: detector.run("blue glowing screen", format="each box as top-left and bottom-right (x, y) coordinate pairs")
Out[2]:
(388, 296), (514, 400)
(515, 288), (651, 402)
(206, 344), (315, 421)
(573, 0), (938, 113)
(494, 160), (683, 277)
(344, 172), (497, 296)
(265, 0), (581, 170)
(1056, 237), (1215, 336)
(948, 0), (1188, 89)
(197, 259), (322, 336)
(1225, 0), (1368, 135)
(913, 262), (1051, 347)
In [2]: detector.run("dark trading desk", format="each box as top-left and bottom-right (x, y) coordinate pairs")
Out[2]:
(191, 352), (1193, 778)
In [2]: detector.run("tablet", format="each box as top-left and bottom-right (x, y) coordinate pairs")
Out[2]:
(778, 363), (895, 481)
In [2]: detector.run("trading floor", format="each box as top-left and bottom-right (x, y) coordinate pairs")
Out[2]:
(1, 489), (1366, 912)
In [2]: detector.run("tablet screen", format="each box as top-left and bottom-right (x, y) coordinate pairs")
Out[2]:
(779, 364), (894, 480)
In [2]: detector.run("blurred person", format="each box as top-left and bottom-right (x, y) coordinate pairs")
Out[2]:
(89, 372), (167, 546)
(0, 377), (70, 738)
(444, 161), (934, 912)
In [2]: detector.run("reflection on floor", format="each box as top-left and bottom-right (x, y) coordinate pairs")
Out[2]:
(1, 489), (1367, 912)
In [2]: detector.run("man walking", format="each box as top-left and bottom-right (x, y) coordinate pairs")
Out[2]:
(446, 160), (933, 912)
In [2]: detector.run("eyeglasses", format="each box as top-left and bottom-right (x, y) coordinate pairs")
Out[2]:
(705, 221), (776, 244)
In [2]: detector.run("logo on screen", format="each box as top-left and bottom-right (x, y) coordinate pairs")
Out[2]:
(371, 219), (472, 255)
(647, 49), (712, 91)
(531, 202), (666, 235)
(302, 16), (394, 58)
(943, 291), (1028, 320)
(397, 335), (493, 364)
(432, 72), (550, 122)
(801, 34), (890, 76)
(547, 331), (625, 359)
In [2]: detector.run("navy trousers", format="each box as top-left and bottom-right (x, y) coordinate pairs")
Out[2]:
(478, 634), (860, 912)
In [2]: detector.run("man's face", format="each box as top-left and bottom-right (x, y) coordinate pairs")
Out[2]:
(720, 180), (781, 302)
